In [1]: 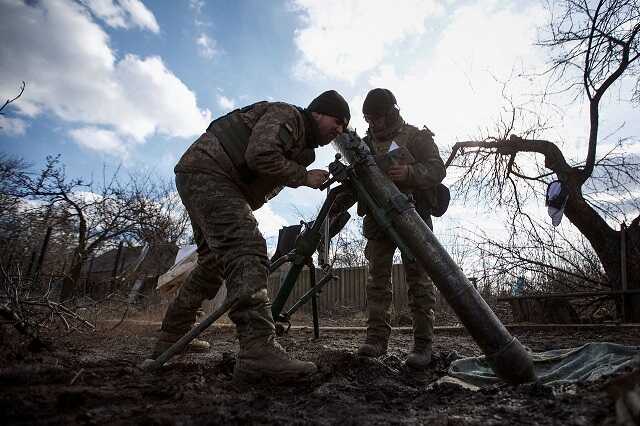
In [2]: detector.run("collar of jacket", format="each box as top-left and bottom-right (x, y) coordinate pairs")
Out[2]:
(299, 107), (320, 149)
(368, 114), (405, 142)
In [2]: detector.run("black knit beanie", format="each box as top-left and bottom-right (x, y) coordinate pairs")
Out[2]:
(307, 90), (350, 126)
(362, 88), (397, 116)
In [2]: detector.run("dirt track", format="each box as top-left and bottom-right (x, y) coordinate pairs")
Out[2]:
(1, 318), (639, 425)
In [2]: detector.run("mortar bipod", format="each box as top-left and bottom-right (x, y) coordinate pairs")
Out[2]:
(268, 184), (347, 338)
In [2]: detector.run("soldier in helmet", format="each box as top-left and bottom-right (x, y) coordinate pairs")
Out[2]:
(357, 88), (445, 369)
(152, 90), (350, 382)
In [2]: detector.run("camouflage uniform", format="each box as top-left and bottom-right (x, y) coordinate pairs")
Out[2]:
(156, 101), (321, 381)
(359, 118), (446, 366)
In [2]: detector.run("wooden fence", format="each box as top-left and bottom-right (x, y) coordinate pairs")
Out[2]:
(267, 264), (413, 314)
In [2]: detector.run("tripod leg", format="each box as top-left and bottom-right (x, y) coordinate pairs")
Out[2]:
(310, 267), (320, 338)
(140, 297), (238, 371)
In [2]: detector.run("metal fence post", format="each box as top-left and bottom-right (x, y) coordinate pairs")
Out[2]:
(620, 222), (628, 322)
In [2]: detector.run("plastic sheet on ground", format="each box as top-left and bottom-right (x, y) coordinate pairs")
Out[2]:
(156, 245), (197, 295)
(155, 244), (227, 311)
(447, 342), (640, 387)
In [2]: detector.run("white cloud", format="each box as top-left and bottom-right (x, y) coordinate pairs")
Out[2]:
(291, 1), (640, 248)
(254, 204), (288, 239)
(190, 0), (218, 57)
(363, 2), (550, 151)
(291, 0), (443, 82)
(0, 116), (28, 136)
(158, 152), (180, 174)
(337, 0), (638, 169)
(114, 54), (212, 140)
(189, 0), (205, 14)
(217, 95), (236, 112)
(71, 190), (104, 204)
(196, 33), (219, 59)
(69, 126), (128, 157)
(0, 0), (210, 155)
(81, 0), (159, 33)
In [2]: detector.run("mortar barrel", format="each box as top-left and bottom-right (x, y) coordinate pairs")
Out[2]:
(334, 133), (535, 384)
(393, 210), (535, 384)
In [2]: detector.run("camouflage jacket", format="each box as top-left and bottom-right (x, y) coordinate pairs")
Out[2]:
(175, 102), (318, 210)
(361, 120), (446, 239)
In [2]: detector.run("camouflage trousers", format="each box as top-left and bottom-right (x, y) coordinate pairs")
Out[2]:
(365, 236), (436, 350)
(161, 172), (275, 346)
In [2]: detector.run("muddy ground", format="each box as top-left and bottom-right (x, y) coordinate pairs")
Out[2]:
(1, 312), (639, 425)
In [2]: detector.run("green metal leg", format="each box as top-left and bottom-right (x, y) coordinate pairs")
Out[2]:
(310, 267), (320, 338)
(271, 262), (304, 321)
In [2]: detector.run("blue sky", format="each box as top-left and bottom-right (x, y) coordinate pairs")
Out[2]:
(1, 0), (638, 253)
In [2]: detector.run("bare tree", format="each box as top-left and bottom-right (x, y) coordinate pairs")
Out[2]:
(0, 81), (25, 119)
(10, 157), (144, 301)
(331, 216), (367, 268)
(446, 0), (640, 320)
(0, 154), (29, 222)
(0, 81), (28, 223)
(463, 216), (607, 291)
(126, 172), (190, 245)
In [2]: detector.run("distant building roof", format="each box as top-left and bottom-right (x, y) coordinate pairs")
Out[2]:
(83, 243), (178, 279)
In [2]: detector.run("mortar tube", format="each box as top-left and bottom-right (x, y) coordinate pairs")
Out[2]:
(334, 133), (536, 384)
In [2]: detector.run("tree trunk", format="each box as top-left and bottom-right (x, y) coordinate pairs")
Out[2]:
(563, 175), (640, 321)
(59, 249), (84, 302)
(59, 211), (87, 303)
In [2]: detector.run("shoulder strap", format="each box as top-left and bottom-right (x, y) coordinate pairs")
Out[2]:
(363, 134), (375, 153)
(208, 111), (255, 183)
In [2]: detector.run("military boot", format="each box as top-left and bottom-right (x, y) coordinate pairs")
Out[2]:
(404, 318), (433, 369)
(151, 331), (211, 359)
(230, 291), (317, 383)
(403, 306), (434, 369)
(357, 331), (389, 357)
(404, 273), (436, 370)
(358, 282), (392, 357)
(405, 344), (432, 369)
(233, 334), (317, 383)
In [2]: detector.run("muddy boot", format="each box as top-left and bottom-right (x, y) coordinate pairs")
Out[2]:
(233, 334), (317, 383)
(404, 309), (433, 369)
(405, 344), (432, 370)
(357, 295), (391, 357)
(360, 238), (393, 358)
(151, 331), (211, 359)
(403, 308), (434, 369)
(357, 331), (389, 357)
(404, 270), (436, 370)
(403, 310), (434, 369)
(230, 290), (316, 383)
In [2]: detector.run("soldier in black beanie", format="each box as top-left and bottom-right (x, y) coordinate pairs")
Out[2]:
(307, 89), (351, 128)
(152, 91), (350, 384)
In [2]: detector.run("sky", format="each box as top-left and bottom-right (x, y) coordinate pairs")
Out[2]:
(1, 0), (639, 255)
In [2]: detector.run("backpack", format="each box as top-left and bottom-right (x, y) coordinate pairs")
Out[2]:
(363, 134), (450, 217)
(431, 183), (450, 217)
